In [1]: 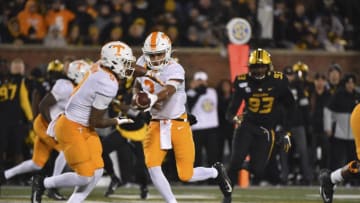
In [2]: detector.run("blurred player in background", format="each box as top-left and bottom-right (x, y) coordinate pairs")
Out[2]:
(1, 59), (90, 200)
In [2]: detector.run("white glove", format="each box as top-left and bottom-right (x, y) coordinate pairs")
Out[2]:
(143, 92), (158, 112)
(116, 118), (134, 125)
(145, 70), (165, 86)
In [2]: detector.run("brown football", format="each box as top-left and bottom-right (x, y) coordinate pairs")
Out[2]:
(134, 91), (150, 109)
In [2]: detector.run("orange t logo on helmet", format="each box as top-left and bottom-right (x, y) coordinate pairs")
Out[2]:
(111, 44), (125, 56)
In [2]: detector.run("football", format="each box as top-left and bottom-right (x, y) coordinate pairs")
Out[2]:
(133, 91), (151, 109)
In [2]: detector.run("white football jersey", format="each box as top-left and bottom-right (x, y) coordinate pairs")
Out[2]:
(136, 55), (186, 119)
(65, 63), (119, 126)
(49, 79), (74, 120)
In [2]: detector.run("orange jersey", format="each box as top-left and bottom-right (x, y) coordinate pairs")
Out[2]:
(17, 1), (46, 39)
(45, 9), (75, 37)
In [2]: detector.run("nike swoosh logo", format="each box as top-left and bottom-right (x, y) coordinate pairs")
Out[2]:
(177, 127), (184, 130)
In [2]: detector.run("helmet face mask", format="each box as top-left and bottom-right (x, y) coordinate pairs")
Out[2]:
(67, 60), (91, 84)
(101, 41), (136, 79)
(248, 48), (272, 80)
(142, 32), (172, 71)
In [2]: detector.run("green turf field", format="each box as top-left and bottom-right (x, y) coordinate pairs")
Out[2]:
(0, 185), (359, 203)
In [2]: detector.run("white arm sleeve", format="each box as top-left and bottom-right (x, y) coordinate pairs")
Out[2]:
(92, 93), (113, 110)
(51, 79), (73, 101)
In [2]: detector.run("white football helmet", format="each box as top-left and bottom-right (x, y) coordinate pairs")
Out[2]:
(100, 41), (136, 78)
(67, 60), (91, 84)
(142, 32), (172, 71)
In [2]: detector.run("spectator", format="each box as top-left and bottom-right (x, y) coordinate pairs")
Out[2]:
(109, 27), (123, 42)
(85, 0), (98, 19)
(287, 2), (314, 47)
(2, 17), (24, 45)
(67, 24), (82, 45)
(327, 63), (342, 95)
(310, 73), (332, 170)
(17, 0), (46, 43)
(84, 24), (100, 46)
(121, 1), (137, 31)
(187, 71), (219, 167)
(45, 0), (75, 38)
(94, 3), (112, 34)
(273, 0), (292, 48)
(125, 18), (146, 46)
(314, 10), (345, 52)
(43, 25), (67, 47)
(100, 13), (123, 44)
(73, 1), (94, 41)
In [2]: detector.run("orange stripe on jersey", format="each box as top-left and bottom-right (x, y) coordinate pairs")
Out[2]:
(150, 32), (158, 50)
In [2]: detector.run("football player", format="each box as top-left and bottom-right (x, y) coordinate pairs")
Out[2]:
(30, 41), (163, 203)
(225, 48), (295, 203)
(134, 31), (232, 203)
(0, 59), (90, 200)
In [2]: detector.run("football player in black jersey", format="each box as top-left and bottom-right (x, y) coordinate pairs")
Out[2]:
(223, 48), (295, 203)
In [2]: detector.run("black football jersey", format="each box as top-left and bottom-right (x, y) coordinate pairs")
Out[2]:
(226, 71), (295, 129)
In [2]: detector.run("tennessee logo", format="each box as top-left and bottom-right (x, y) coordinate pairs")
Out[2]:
(111, 45), (125, 56)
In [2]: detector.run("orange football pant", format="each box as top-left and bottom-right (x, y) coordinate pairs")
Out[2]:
(55, 115), (103, 177)
(143, 117), (195, 182)
(351, 104), (360, 160)
(32, 114), (61, 167)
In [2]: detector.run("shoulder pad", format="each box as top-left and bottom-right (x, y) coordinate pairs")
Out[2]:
(237, 74), (247, 81)
(272, 71), (284, 80)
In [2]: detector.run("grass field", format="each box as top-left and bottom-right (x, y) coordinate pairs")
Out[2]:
(0, 185), (359, 203)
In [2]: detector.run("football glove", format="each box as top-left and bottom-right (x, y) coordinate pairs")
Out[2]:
(233, 115), (243, 125)
(277, 131), (291, 153)
(116, 117), (134, 125)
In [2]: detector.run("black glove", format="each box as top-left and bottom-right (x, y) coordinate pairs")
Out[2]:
(188, 113), (197, 125)
(276, 131), (292, 153)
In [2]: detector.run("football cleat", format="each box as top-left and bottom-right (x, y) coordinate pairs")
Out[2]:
(319, 169), (334, 203)
(0, 170), (5, 185)
(213, 162), (232, 198)
(140, 185), (149, 199)
(222, 195), (232, 203)
(47, 188), (67, 200)
(104, 175), (122, 197)
(31, 175), (45, 203)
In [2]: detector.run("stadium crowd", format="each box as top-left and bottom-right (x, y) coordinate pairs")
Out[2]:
(0, 0), (360, 51)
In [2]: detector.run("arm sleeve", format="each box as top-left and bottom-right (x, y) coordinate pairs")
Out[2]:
(51, 80), (73, 102)
(20, 79), (33, 121)
(92, 93), (113, 110)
